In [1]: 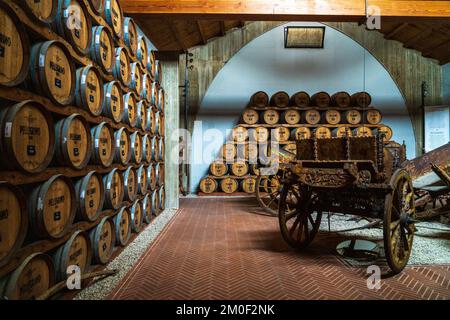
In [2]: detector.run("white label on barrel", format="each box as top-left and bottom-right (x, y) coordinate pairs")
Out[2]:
(38, 197), (43, 210)
(95, 139), (99, 148)
(4, 122), (12, 138)
(39, 54), (45, 67)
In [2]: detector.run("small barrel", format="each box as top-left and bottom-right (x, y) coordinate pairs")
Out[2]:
(262, 109), (280, 125)
(151, 81), (158, 106)
(103, 168), (124, 210)
(130, 62), (143, 96)
(17, 0), (58, 24)
(114, 127), (131, 165)
(322, 109), (341, 125)
(141, 73), (152, 103)
(130, 200), (143, 233)
(241, 176), (256, 193)
(142, 134), (152, 163)
(53, 230), (92, 281)
(151, 190), (160, 216)
(302, 109), (321, 124)
(0, 2), (30, 87)
(250, 127), (269, 142)
(220, 177), (238, 194)
(90, 26), (114, 74)
(158, 113), (165, 136)
(0, 100), (55, 173)
(102, 81), (124, 123)
(54, 114), (92, 170)
(141, 193), (152, 224)
(148, 50), (156, 78)
(113, 47), (131, 87)
(344, 109), (362, 125)
(353, 126), (373, 137)
(232, 126), (248, 142)
(157, 88), (165, 112)
(199, 177), (218, 194)
(249, 164), (260, 176)
(29, 40), (76, 106)
(123, 17), (138, 57)
(283, 143), (297, 155)
(332, 126), (352, 138)
(0, 253), (55, 300)
(136, 164), (147, 195)
(75, 65), (104, 116)
(249, 91), (269, 107)
(245, 143), (259, 162)
(113, 207), (131, 246)
(374, 125), (393, 141)
(315, 126), (332, 139)
(155, 163), (165, 187)
(290, 91), (310, 107)
(270, 91), (290, 108)
(221, 143), (236, 161)
(28, 174), (76, 239)
(281, 109), (301, 124)
(154, 111), (161, 137)
(137, 36), (149, 70)
(331, 91), (351, 108)
(364, 109), (382, 125)
(241, 109), (259, 125)
(158, 187), (166, 210)
(136, 100), (147, 131)
(89, 216), (115, 264)
(74, 171), (104, 222)
(351, 92), (372, 108)
(273, 127), (290, 142)
(123, 166), (138, 202)
(147, 164), (157, 191)
(87, 0), (105, 15)
(122, 92), (138, 127)
(0, 183), (27, 268)
(147, 107), (156, 134)
(311, 92), (331, 108)
(155, 60), (162, 84)
(231, 161), (248, 177)
(104, 0), (124, 39)
(151, 136), (159, 161)
(130, 131), (142, 164)
(291, 127), (311, 140)
(91, 122), (114, 167)
(158, 138), (165, 161)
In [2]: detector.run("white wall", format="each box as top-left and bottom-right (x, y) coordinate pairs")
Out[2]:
(190, 22), (416, 192)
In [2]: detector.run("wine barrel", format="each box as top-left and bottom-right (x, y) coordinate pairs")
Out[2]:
(157, 88), (165, 112)
(113, 47), (131, 87)
(87, 0), (105, 15)
(311, 92), (331, 108)
(221, 143), (236, 161)
(151, 190), (160, 216)
(158, 113), (165, 136)
(141, 73), (152, 103)
(103, 168), (124, 210)
(147, 164), (157, 191)
(251, 127), (269, 142)
(241, 176), (256, 193)
(231, 161), (248, 177)
(270, 91), (290, 108)
(130, 200), (143, 233)
(155, 163), (165, 187)
(102, 81), (124, 123)
(147, 107), (156, 134)
(283, 143), (297, 155)
(141, 193), (152, 224)
(249, 164), (260, 176)
(273, 127), (290, 142)
(137, 36), (149, 70)
(322, 109), (341, 125)
(148, 50), (156, 78)
(0, 253), (54, 300)
(151, 136), (159, 161)
(158, 187), (165, 210)
(315, 126), (332, 139)
(150, 81), (158, 106)
(220, 177), (238, 194)
(232, 126), (248, 142)
(137, 164), (147, 195)
(136, 100), (147, 130)
(113, 207), (131, 246)
(158, 137), (165, 161)
(54, 0), (92, 56)
(123, 17), (138, 57)
(0, 100), (55, 173)
(353, 126), (373, 137)
(290, 91), (310, 107)
(281, 109), (301, 124)
(130, 131), (142, 164)
(374, 125), (393, 141)
(74, 171), (104, 222)
(302, 109), (321, 124)
(29, 41), (76, 106)
(130, 62), (143, 96)
(332, 126), (352, 138)
(17, 0), (58, 24)
(262, 109), (280, 125)
(364, 109), (382, 125)
(249, 91), (269, 107)
(104, 0), (123, 39)
(123, 166), (137, 202)
(90, 26), (114, 74)
(209, 161), (227, 177)
(53, 230), (92, 281)
(28, 174), (76, 239)
(89, 216), (115, 264)
(199, 177), (218, 194)
(351, 92), (372, 108)
(113, 127), (131, 165)
(91, 122), (114, 167)
(75, 65), (104, 116)
(155, 60), (162, 84)
(54, 113), (92, 169)
(242, 143), (258, 162)
(0, 2), (30, 87)
(122, 92), (138, 127)
(0, 183), (27, 268)
(344, 109), (362, 125)
(291, 127), (311, 140)
(241, 109), (259, 125)
(331, 91), (351, 108)
(142, 134), (152, 163)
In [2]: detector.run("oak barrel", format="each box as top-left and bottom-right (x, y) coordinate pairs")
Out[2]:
(241, 176), (256, 193)
(147, 107), (156, 134)
(87, 0), (105, 14)
(281, 109), (301, 124)
(220, 177), (238, 194)
(302, 109), (321, 124)
(199, 177), (218, 194)
(123, 166), (138, 202)
(351, 92), (372, 108)
(147, 164), (157, 191)
(155, 60), (162, 84)
(209, 161), (227, 177)
(322, 109), (341, 125)
(141, 73), (152, 103)
(130, 200), (143, 233)
(270, 91), (290, 108)
(353, 126), (373, 137)
(249, 164), (260, 176)
(114, 127), (131, 165)
(136, 100), (147, 131)
(231, 161), (249, 177)
(18, 0), (57, 24)
(250, 91), (269, 107)
(74, 171), (104, 222)
(158, 113), (165, 136)
(113, 47), (131, 86)
(137, 164), (147, 195)
(262, 109), (280, 125)
(291, 127), (311, 140)
(151, 136), (159, 161)
(150, 81), (158, 106)
(220, 143), (236, 162)
(332, 126), (352, 138)
(141, 193), (152, 224)
(90, 26), (114, 74)
(344, 109), (362, 124)
(89, 216), (115, 264)
(0, 100), (55, 173)
(104, 0), (123, 39)
(130, 62), (143, 96)
(157, 88), (165, 112)
(375, 125), (393, 141)
(154, 111), (161, 137)
(311, 92), (330, 108)
(273, 127), (290, 142)
(151, 190), (160, 216)
(251, 127), (269, 142)
(148, 50), (156, 78)
(283, 143), (297, 155)
(123, 17), (138, 57)
(137, 36), (149, 70)
(75, 65), (104, 116)
(232, 126), (248, 142)
(315, 126), (332, 139)
(364, 109), (382, 125)
(142, 134), (152, 163)
(122, 92), (138, 127)
(103, 168), (124, 210)
(158, 187), (165, 210)
(290, 91), (310, 108)
(91, 122), (114, 167)
(130, 131), (142, 164)
(331, 91), (351, 108)
(155, 162), (165, 187)
(102, 81), (123, 123)
(241, 109), (259, 125)
(113, 206), (131, 246)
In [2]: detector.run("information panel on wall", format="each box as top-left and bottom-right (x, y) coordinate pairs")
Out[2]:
(425, 105), (450, 152)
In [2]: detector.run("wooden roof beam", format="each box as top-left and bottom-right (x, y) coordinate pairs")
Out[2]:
(219, 21), (226, 36)
(402, 29), (433, 48)
(384, 23), (408, 39)
(423, 39), (450, 57)
(196, 21), (206, 45)
(165, 19), (187, 51)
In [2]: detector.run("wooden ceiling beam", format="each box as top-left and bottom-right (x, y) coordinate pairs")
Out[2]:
(196, 21), (206, 45)
(423, 38), (450, 57)
(367, 1), (450, 20)
(384, 23), (408, 39)
(165, 19), (188, 51)
(402, 29), (433, 48)
(219, 21), (226, 36)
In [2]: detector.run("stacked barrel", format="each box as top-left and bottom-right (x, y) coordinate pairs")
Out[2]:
(199, 90), (392, 195)
(0, 0), (165, 299)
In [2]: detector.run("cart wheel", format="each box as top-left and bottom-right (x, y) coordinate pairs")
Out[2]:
(383, 169), (416, 274)
(278, 185), (322, 249)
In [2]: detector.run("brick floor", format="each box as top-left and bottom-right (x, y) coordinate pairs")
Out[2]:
(108, 198), (450, 300)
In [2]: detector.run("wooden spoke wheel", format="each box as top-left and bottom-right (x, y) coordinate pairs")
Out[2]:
(279, 186), (322, 249)
(383, 169), (416, 274)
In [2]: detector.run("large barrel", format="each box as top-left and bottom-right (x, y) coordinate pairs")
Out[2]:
(241, 176), (256, 193)
(136, 164), (147, 195)
(151, 189), (159, 216)
(87, 0), (105, 15)
(374, 125), (393, 141)
(199, 177), (218, 194)
(331, 91), (351, 108)
(344, 109), (362, 125)
(75, 65), (104, 116)
(155, 162), (164, 187)
(283, 143), (297, 155)
(137, 36), (149, 70)
(114, 127), (131, 165)
(302, 109), (321, 124)
(250, 91), (269, 107)
(54, 0), (92, 56)
(148, 50), (156, 78)
(290, 91), (310, 107)
(157, 88), (165, 112)
(113, 47), (131, 87)
(158, 187), (165, 210)
(158, 113), (165, 136)
(322, 109), (341, 125)
(113, 206), (131, 246)
(89, 216), (115, 264)
(53, 230), (92, 281)
(102, 81), (124, 123)
(270, 91), (290, 108)
(155, 60), (162, 84)
(220, 177), (238, 194)
(0, 183), (27, 268)
(315, 126), (332, 139)
(364, 109), (382, 125)
(142, 134), (152, 163)
(0, 252), (55, 300)
(122, 92), (138, 127)
(353, 126), (373, 137)
(249, 164), (260, 176)
(130, 131), (142, 164)
(0, 100), (55, 173)
(103, 168), (124, 209)
(351, 92), (372, 108)
(281, 109), (301, 124)
(0, 2), (30, 87)
(237, 143), (258, 162)
(241, 109), (259, 125)
(130, 62), (143, 96)
(136, 100), (147, 131)
(90, 26), (114, 74)
(104, 0), (123, 39)
(91, 122), (114, 167)
(147, 107), (156, 134)
(147, 164), (157, 191)
(231, 161), (248, 177)
(311, 92), (331, 108)
(151, 136), (159, 161)
(232, 126), (248, 142)
(262, 109), (279, 125)
(273, 127), (290, 142)
(291, 127), (311, 140)
(159, 138), (165, 161)
(151, 81), (158, 106)
(123, 166), (137, 202)
(141, 73), (152, 103)
(54, 113), (92, 169)
(29, 41), (76, 106)
(210, 161), (228, 177)
(251, 127), (269, 143)
(17, 0), (58, 24)
(123, 17), (138, 57)
(221, 143), (237, 161)
(332, 126), (352, 138)
(74, 171), (104, 221)
(141, 193), (152, 224)
(28, 174), (76, 239)
(130, 200), (143, 233)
